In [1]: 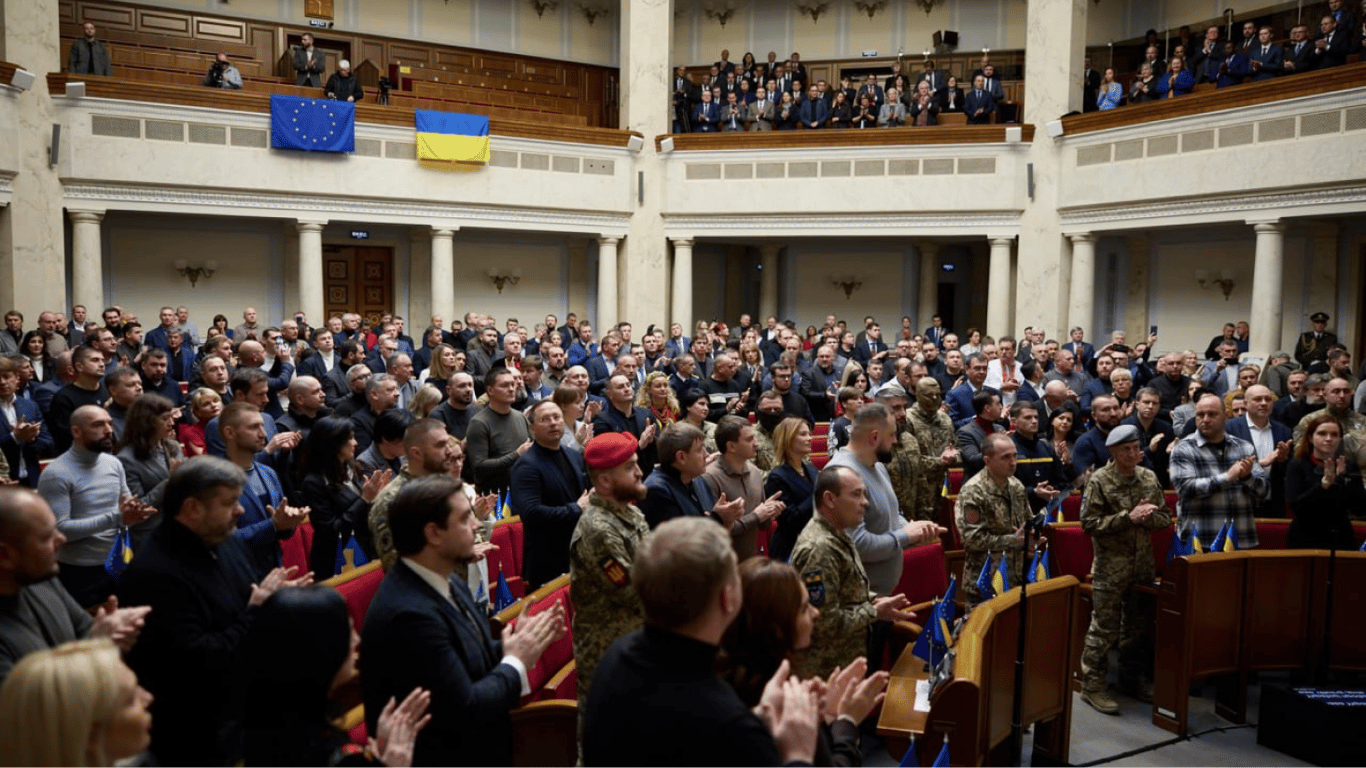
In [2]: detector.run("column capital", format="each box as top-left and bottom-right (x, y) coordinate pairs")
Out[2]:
(430, 227), (457, 240)
(67, 209), (105, 224)
(917, 241), (941, 256)
(295, 220), (326, 234)
(671, 237), (695, 248)
(1066, 232), (1096, 245)
(597, 236), (621, 247)
(1250, 220), (1286, 234)
(988, 237), (1015, 248)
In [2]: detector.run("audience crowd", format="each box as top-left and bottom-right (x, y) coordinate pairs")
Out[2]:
(0, 293), (1363, 764)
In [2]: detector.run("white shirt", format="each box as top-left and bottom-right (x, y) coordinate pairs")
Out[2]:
(984, 358), (1022, 390)
(401, 556), (530, 695)
(0, 395), (24, 479)
(1243, 415), (1276, 461)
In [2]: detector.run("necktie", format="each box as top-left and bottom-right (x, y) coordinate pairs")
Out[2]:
(450, 585), (495, 666)
(1263, 46), (1269, 55)
(1297, 42), (1304, 54)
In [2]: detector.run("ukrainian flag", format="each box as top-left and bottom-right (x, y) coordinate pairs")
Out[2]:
(992, 552), (1010, 594)
(415, 109), (490, 170)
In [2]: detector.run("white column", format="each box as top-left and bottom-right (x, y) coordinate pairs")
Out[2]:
(918, 242), (940, 328)
(1066, 232), (1096, 337)
(69, 210), (105, 313)
(408, 230), (433, 326)
(986, 238), (1014, 338)
(596, 236), (620, 328)
(671, 238), (694, 331)
(431, 228), (457, 326)
(1249, 220), (1287, 359)
(296, 220), (326, 324)
(758, 243), (781, 322)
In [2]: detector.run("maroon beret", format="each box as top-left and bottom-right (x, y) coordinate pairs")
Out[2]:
(584, 432), (639, 470)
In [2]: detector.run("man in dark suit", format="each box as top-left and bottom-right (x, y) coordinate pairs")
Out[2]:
(1082, 57), (1101, 112)
(1312, 14), (1352, 69)
(119, 457), (311, 766)
(1062, 326), (1096, 370)
(693, 89), (720, 133)
(1191, 25), (1223, 81)
(586, 334), (620, 395)
(945, 353), (999, 429)
(0, 358), (52, 486)
(323, 341), (364, 403)
(220, 402), (306, 578)
(593, 374), (657, 477)
(965, 75), (996, 124)
(1225, 384), (1292, 517)
(510, 401), (589, 589)
(361, 475), (565, 766)
(1283, 23), (1317, 73)
(296, 327), (338, 380)
(858, 74), (884, 112)
(293, 33), (325, 86)
(917, 60), (946, 94)
(1328, 0), (1358, 43)
(1247, 26), (1285, 80)
(853, 322), (888, 366)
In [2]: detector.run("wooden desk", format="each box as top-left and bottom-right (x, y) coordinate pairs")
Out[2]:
(878, 576), (1081, 766)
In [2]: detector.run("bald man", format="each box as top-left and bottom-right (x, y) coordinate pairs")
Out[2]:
(1225, 384), (1292, 518)
(36, 405), (156, 607)
(236, 339), (295, 420)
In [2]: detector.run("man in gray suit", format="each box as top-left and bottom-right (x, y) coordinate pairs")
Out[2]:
(748, 87), (774, 131)
(68, 22), (112, 77)
(293, 33), (326, 87)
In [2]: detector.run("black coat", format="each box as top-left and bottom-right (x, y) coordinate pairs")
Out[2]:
(294, 472), (372, 579)
(1285, 457), (1363, 549)
(640, 464), (717, 530)
(509, 444), (588, 588)
(765, 461), (818, 562)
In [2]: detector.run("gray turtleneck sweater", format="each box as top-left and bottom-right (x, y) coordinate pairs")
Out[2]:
(36, 444), (130, 566)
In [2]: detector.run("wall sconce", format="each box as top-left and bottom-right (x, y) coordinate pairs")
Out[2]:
(830, 275), (863, 299)
(575, 2), (609, 24)
(529, 0), (558, 16)
(703, 0), (740, 27)
(173, 259), (217, 287)
(913, 0), (943, 13)
(1195, 269), (1236, 300)
(488, 268), (522, 293)
(851, 0), (888, 18)
(794, 0), (830, 23)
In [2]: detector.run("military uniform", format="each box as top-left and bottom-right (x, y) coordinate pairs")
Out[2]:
(909, 403), (955, 521)
(1293, 329), (1337, 369)
(789, 512), (877, 679)
(885, 427), (926, 524)
(1078, 462), (1170, 693)
(753, 425), (776, 477)
(954, 470), (1032, 607)
(1292, 407), (1366, 452)
(569, 491), (650, 714)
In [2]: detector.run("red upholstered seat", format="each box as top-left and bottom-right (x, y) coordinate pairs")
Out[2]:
(323, 561), (385, 631)
(811, 436), (829, 453)
(508, 519), (525, 580)
(756, 522), (772, 557)
(281, 521), (311, 575)
(943, 496), (962, 550)
(813, 421), (830, 437)
(489, 519), (525, 599)
(1046, 522), (1093, 580)
(1163, 491), (1178, 517)
(946, 468), (965, 496)
(1355, 521), (1366, 547)
(1061, 492), (1083, 523)
(1255, 518), (1292, 550)
(811, 453), (830, 470)
(895, 542), (949, 606)
(499, 576), (575, 701)
(1151, 524), (1175, 575)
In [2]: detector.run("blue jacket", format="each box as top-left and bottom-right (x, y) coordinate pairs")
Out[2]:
(510, 444), (588, 589)
(640, 464), (717, 530)
(0, 396), (52, 486)
(945, 382), (999, 429)
(234, 461), (290, 579)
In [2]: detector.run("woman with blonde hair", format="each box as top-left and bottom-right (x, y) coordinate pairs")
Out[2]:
(416, 343), (459, 397)
(635, 371), (680, 431)
(177, 387), (222, 457)
(407, 384), (444, 419)
(764, 417), (819, 562)
(0, 638), (153, 766)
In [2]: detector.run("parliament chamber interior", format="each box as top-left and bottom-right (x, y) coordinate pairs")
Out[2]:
(1, 0), (1365, 765)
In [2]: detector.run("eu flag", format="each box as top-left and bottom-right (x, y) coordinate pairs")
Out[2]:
(495, 572), (516, 611)
(975, 554), (996, 600)
(931, 739), (950, 767)
(104, 527), (133, 578)
(899, 740), (919, 767)
(270, 95), (355, 153)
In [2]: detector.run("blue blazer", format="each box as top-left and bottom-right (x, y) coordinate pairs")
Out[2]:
(640, 465), (718, 530)
(296, 351), (335, 380)
(361, 560), (521, 767)
(1062, 340), (1095, 368)
(509, 444), (588, 588)
(234, 461), (289, 579)
(946, 383), (999, 429)
(585, 355), (612, 395)
(0, 396), (52, 486)
(1225, 415), (1291, 517)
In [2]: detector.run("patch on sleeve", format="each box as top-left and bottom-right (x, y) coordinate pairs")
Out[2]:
(963, 505), (981, 525)
(600, 556), (630, 587)
(803, 569), (825, 607)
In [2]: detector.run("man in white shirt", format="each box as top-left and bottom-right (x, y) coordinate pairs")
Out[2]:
(984, 335), (1024, 405)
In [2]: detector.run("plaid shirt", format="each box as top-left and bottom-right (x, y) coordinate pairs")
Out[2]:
(1170, 431), (1267, 549)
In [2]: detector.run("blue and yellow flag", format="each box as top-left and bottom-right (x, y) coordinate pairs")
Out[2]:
(270, 95), (355, 153)
(415, 109), (490, 169)
(1028, 546), (1050, 584)
(1209, 520), (1238, 553)
(495, 572), (516, 612)
(104, 528), (133, 578)
(335, 533), (371, 574)
(975, 553), (996, 600)
(992, 553), (1011, 595)
(499, 490), (513, 520)
(1047, 493), (1066, 525)
(899, 740), (919, 767)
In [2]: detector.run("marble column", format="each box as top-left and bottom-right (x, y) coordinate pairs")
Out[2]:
(918, 242), (940, 328)
(616, 0), (672, 328)
(758, 243), (781, 323)
(295, 220), (326, 324)
(671, 238), (694, 331)
(68, 210), (105, 313)
(1249, 220), (1286, 359)
(408, 230), (433, 327)
(430, 227), (457, 326)
(987, 238), (1014, 338)
(597, 236), (620, 327)
(1066, 233), (1096, 338)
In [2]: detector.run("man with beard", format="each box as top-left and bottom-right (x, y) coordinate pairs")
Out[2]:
(751, 391), (786, 474)
(801, 345), (840, 422)
(430, 372), (476, 440)
(276, 376), (330, 437)
(1009, 401), (1064, 513)
(1074, 395), (1125, 477)
(908, 378), (959, 521)
(37, 405), (156, 607)
(220, 401), (308, 578)
(955, 433), (1036, 609)
(543, 344), (569, 388)
(46, 346), (106, 454)
(767, 363), (814, 425)
(593, 374), (658, 477)
(511, 400), (590, 589)
(569, 432), (652, 753)
(368, 418), (458, 571)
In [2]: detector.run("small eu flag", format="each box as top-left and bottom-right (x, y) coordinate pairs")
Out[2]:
(494, 572), (516, 612)
(270, 95), (355, 153)
(941, 577), (957, 624)
(899, 740), (919, 767)
(976, 554), (996, 600)
(104, 527), (133, 578)
(931, 738), (951, 768)
(1209, 520), (1237, 553)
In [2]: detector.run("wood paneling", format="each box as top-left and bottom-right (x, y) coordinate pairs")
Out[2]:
(137, 9), (191, 36)
(655, 123), (1036, 151)
(323, 246), (390, 323)
(194, 18), (247, 44)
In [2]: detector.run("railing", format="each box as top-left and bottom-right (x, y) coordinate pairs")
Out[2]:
(653, 123), (1035, 151)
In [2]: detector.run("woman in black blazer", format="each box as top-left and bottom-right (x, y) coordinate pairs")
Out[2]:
(936, 76), (966, 113)
(1285, 414), (1363, 550)
(764, 417), (820, 562)
(293, 416), (390, 579)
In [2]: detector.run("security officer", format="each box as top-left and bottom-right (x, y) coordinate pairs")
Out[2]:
(1077, 424), (1170, 715)
(568, 433), (651, 738)
(955, 432), (1035, 608)
(908, 378), (959, 522)
(790, 465), (914, 678)
(1009, 400), (1065, 513)
(1293, 311), (1338, 369)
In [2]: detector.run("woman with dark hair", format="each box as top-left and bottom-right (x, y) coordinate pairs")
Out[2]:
(718, 558), (886, 767)
(20, 330), (52, 382)
(1286, 415), (1364, 550)
(115, 393), (178, 546)
(1048, 408), (1078, 479)
(242, 588), (430, 766)
(211, 314), (232, 340)
(678, 387), (717, 452)
(741, 51), (756, 76)
(293, 417), (391, 579)
(765, 417), (819, 562)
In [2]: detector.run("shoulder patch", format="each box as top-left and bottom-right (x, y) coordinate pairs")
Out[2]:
(963, 505), (981, 525)
(600, 556), (630, 587)
(802, 569), (825, 607)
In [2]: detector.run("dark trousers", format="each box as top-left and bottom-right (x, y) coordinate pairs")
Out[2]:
(58, 562), (117, 609)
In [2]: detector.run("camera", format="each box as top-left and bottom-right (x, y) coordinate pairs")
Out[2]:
(377, 76), (393, 106)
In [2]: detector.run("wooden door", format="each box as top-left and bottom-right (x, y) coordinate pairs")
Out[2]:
(323, 245), (393, 326)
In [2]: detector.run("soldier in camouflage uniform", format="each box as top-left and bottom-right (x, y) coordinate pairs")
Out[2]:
(1077, 425), (1170, 715)
(751, 390), (785, 479)
(954, 432), (1035, 608)
(567, 433), (651, 739)
(908, 379), (960, 522)
(1292, 377), (1366, 453)
(874, 386), (925, 522)
(790, 465), (914, 678)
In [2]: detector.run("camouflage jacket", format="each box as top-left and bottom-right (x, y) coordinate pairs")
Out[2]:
(1079, 463), (1170, 582)
(955, 470), (1033, 604)
(789, 512), (877, 678)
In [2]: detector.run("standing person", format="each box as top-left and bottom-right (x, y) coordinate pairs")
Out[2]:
(567, 433), (652, 758)
(219, 402), (308, 578)
(1097, 67), (1123, 109)
(955, 433), (1036, 609)
(67, 21), (112, 77)
(360, 476), (567, 766)
(907, 378), (959, 522)
(46, 346), (105, 455)
(0, 357), (51, 487)
(118, 457), (312, 766)
(1170, 394), (1268, 549)
(1077, 426), (1170, 715)
(465, 369), (531, 494)
(293, 32), (325, 87)
(510, 400), (590, 589)
(701, 416), (785, 560)
(1285, 415), (1363, 550)
(292, 416), (390, 579)
(113, 394), (181, 546)
(765, 417), (820, 563)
